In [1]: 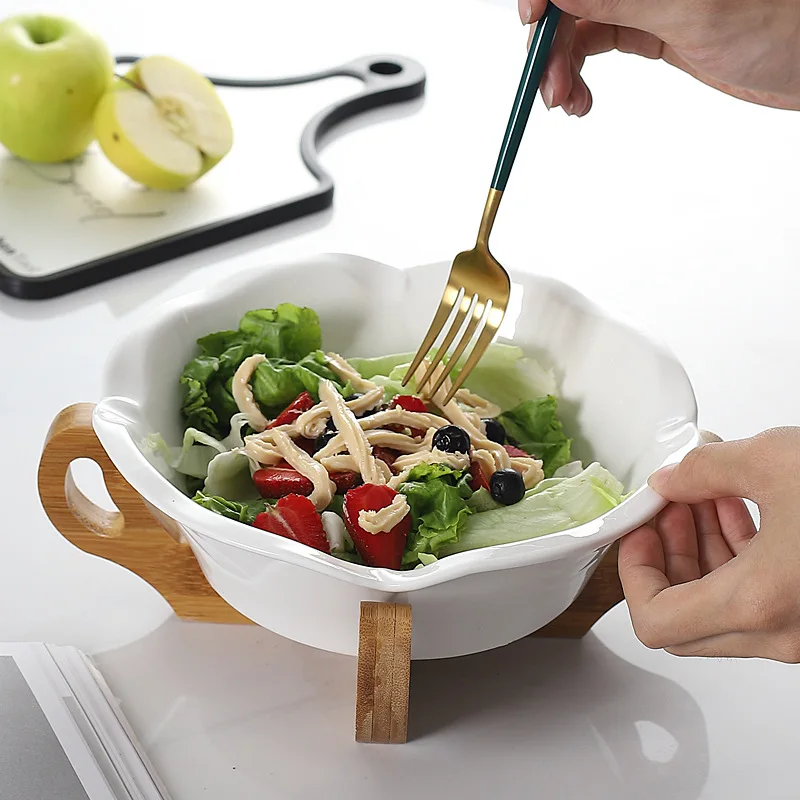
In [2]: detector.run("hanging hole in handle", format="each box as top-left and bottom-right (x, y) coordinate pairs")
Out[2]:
(65, 458), (124, 538)
(370, 61), (403, 75)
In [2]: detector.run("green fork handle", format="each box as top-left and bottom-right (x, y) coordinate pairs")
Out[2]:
(491, 2), (562, 192)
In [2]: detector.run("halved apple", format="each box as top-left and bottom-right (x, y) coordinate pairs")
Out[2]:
(93, 55), (233, 190)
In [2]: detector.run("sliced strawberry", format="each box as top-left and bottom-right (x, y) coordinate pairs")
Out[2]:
(372, 446), (399, 467)
(389, 395), (427, 438)
(252, 508), (293, 538)
(254, 465), (312, 497)
(276, 494), (330, 552)
(254, 465), (358, 498)
(253, 494), (330, 554)
(294, 436), (317, 455)
(469, 460), (491, 492)
(390, 395), (428, 413)
(267, 391), (316, 429)
(505, 444), (530, 458)
(342, 484), (410, 570)
(331, 470), (361, 492)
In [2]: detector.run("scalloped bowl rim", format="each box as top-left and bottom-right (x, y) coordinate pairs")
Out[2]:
(92, 253), (701, 593)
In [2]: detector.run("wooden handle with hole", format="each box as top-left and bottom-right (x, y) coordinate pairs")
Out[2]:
(36, 402), (251, 624)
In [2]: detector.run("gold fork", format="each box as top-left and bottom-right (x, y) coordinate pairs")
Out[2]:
(402, 3), (562, 406)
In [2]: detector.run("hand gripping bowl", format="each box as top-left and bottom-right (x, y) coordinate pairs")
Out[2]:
(40, 254), (701, 661)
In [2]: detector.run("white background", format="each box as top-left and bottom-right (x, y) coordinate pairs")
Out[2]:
(0, 0), (798, 797)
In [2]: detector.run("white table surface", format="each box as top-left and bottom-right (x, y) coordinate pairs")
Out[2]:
(2, 0), (799, 797)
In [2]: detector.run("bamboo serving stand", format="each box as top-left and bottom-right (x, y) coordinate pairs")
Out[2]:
(37, 403), (625, 745)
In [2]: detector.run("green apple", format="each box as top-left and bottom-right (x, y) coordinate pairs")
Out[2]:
(0, 14), (114, 162)
(93, 55), (233, 191)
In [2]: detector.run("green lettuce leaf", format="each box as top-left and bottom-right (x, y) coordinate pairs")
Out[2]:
(198, 305), (322, 362)
(445, 343), (558, 411)
(439, 462), (625, 556)
(324, 494), (345, 517)
(203, 450), (260, 502)
(192, 491), (270, 525)
(498, 395), (572, 477)
(179, 304), (326, 437)
(179, 356), (221, 436)
(397, 463), (474, 567)
(346, 351), (411, 381)
(144, 411), (248, 472)
(348, 342), (557, 409)
(466, 487), (503, 513)
(250, 351), (347, 418)
(141, 413), (249, 480)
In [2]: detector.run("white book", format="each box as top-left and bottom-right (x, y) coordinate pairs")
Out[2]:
(0, 643), (171, 800)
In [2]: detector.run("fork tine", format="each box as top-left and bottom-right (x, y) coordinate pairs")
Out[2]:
(415, 292), (476, 395)
(441, 302), (506, 405)
(428, 297), (487, 400)
(401, 282), (463, 387)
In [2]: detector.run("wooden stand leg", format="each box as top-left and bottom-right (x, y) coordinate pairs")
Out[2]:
(355, 602), (412, 744)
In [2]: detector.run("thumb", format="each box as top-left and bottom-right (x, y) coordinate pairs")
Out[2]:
(546, 0), (678, 35)
(649, 439), (762, 504)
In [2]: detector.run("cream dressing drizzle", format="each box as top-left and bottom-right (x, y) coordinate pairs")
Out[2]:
(234, 351), (539, 505)
(324, 352), (379, 393)
(388, 448), (471, 489)
(392, 448), (471, 473)
(242, 437), (283, 466)
(271, 429), (336, 509)
(358, 493), (410, 534)
(231, 354), (269, 431)
(243, 429), (335, 509)
(509, 456), (544, 489)
(319, 454), (393, 482)
(358, 408), (449, 432)
(318, 380), (385, 485)
(471, 448), (496, 481)
(315, 429), (426, 460)
(455, 388), (501, 419)
(294, 387), (384, 440)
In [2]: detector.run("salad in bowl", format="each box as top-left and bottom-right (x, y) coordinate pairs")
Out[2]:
(59, 252), (700, 658)
(145, 302), (627, 571)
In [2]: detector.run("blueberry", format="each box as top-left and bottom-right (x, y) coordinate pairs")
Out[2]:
(489, 468), (525, 505)
(344, 393), (363, 402)
(483, 418), (506, 444)
(325, 417), (337, 433)
(315, 430), (337, 451)
(432, 425), (471, 454)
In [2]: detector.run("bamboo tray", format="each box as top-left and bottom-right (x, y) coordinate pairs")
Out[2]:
(37, 402), (625, 745)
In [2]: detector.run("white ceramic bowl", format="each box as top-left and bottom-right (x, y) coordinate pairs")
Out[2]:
(93, 253), (700, 659)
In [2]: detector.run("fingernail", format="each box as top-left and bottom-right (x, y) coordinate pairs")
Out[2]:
(648, 464), (676, 490)
(518, 0), (532, 24)
(541, 75), (554, 109)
